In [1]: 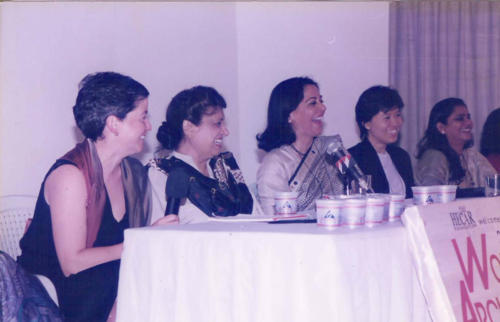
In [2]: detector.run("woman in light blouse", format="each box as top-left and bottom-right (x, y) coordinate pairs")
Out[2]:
(416, 97), (496, 188)
(256, 77), (344, 215)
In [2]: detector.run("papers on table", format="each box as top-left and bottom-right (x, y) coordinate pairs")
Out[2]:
(209, 212), (313, 222)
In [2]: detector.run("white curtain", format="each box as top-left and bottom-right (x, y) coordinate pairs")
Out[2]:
(389, 1), (500, 159)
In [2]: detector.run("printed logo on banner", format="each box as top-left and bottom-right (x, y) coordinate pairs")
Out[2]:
(449, 206), (477, 231)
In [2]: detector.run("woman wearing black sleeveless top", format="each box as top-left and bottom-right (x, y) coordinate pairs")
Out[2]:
(17, 72), (174, 321)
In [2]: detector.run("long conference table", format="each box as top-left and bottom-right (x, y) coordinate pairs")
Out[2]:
(116, 217), (432, 322)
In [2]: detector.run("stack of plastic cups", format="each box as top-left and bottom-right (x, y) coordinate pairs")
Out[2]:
(436, 185), (457, 203)
(388, 194), (405, 222)
(411, 186), (437, 205)
(365, 194), (387, 227)
(274, 192), (298, 216)
(411, 185), (457, 205)
(340, 196), (366, 228)
(315, 198), (342, 229)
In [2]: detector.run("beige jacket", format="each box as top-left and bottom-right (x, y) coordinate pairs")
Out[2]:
(415, 148), (496, 188)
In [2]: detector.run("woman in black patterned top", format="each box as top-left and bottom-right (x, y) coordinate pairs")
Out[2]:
(148, 86), (262, 224)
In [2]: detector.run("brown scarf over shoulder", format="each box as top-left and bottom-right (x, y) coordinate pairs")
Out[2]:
(59, 139), (151, 247)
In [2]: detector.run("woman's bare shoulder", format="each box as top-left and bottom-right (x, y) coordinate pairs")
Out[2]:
(45, 164), (86, 205)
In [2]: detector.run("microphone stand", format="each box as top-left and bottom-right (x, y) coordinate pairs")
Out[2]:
(342, 175), (351, 195)
(336, 163), (351, 195)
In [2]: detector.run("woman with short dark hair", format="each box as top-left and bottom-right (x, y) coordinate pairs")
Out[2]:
(416, 97), (496, 187)
(256, 77), (344, 215)
(148, 86), (261, 223)
(17, 72), (163, 321)
(348, 85), (414, 198)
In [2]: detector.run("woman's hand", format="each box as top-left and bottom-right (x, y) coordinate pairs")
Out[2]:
(152, 214), (179, 226)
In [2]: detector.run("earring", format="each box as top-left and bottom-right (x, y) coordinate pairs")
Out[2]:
(288, 118), (292, 123)
(441, 131), (445, 135)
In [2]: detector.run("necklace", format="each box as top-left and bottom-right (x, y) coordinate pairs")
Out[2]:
(290, 144), (305, 157)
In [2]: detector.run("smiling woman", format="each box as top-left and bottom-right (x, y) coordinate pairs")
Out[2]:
(256, 77), (344, 215)
(148, 86), (262, 224)
(348, 85), (415, 198)
(17, 72), (154, 321)
(415, 98), (496, 188)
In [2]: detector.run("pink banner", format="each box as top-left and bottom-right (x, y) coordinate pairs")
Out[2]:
(403, 197), (500, 322)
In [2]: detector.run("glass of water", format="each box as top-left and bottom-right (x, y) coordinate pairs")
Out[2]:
(485, 174), (500, 197)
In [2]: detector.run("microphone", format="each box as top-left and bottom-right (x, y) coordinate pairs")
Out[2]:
(325, 140), (373, 193)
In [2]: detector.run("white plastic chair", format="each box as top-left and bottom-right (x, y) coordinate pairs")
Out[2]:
(0, 194), (36, 258)
(0, 194), (59, 305)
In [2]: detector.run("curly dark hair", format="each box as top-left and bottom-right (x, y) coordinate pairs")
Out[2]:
(157, 86), (226, 150)
(73, 71), (149, 141)
(480, 108), (500, 157)
(416, 97), (472, 183)
(256, 77), (318, 152)
(355, 85), (404, 139)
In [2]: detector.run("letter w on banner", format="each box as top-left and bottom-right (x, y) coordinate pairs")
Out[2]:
(403, 197), (500, 322)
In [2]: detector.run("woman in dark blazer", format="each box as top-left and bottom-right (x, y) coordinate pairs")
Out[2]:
(348, 85), (414, 198)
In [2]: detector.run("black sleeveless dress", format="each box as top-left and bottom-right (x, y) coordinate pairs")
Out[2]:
(18, 160), (129, 321)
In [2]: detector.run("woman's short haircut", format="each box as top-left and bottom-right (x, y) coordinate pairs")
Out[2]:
(157, 86), (226, 150)
(256, 77), (318, 152)
(480, 108), (500, 157)
(73, 72), (149, 141)
(355, 85), (404, 139)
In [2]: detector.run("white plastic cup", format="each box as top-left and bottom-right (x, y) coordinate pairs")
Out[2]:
(274, 192), (298, 216)
(412, 186), (437, 205)
(388, 194), (405, 222)
(365, 194), (388, 226)
(436, 185), (457, 203)
(411, 185), (457, 205)
(340, 196), (366, 228)
(316, 198), (342, 229)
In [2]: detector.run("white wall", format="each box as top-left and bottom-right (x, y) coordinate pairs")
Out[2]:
(235, 2), (389, 181)
(0, 2), (389, 196)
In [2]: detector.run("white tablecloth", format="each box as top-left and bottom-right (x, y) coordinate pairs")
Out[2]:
(116, 221), (431, 322)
